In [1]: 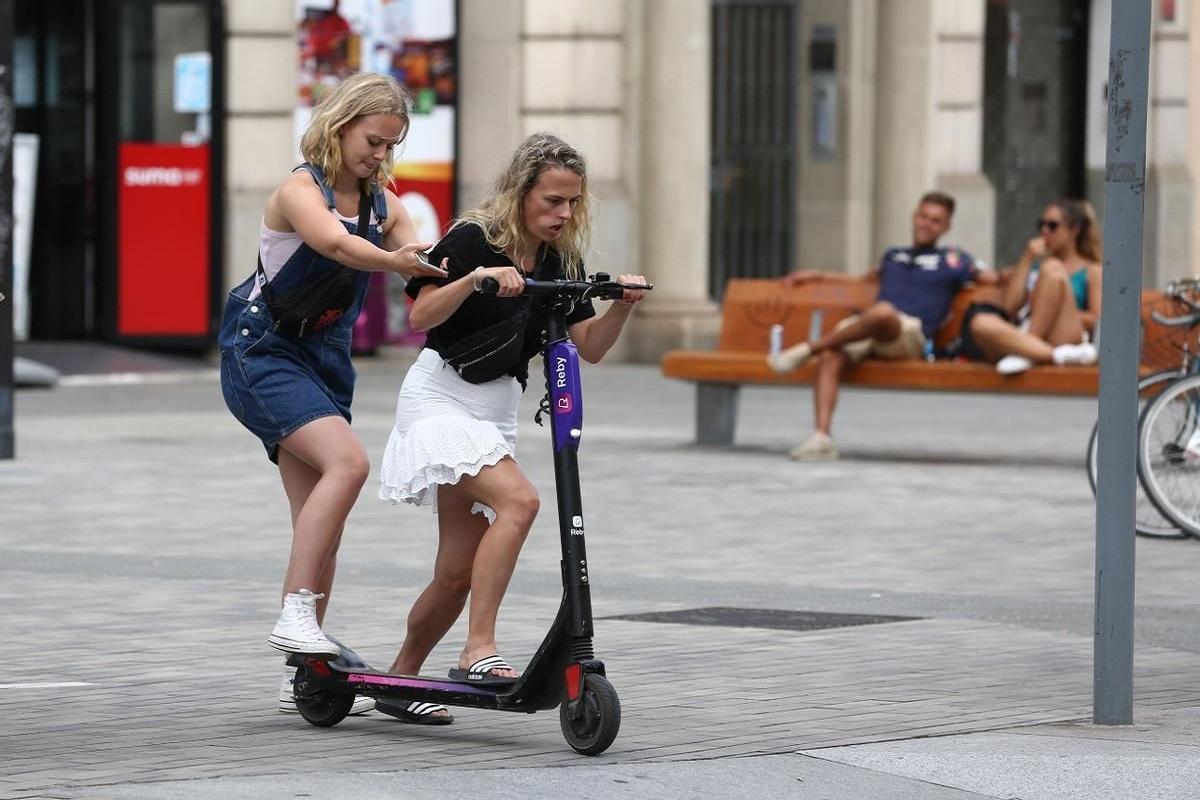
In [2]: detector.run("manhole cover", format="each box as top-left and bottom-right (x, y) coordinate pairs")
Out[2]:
(602, 606), (920, 632)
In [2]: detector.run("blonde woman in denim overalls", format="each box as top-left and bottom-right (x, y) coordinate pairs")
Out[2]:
(218, 73), (447, 713)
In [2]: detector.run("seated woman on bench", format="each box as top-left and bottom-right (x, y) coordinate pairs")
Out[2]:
(957, 198), (1101, 375)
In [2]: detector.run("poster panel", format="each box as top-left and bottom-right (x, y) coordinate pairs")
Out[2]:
(295, 0), (457, 347)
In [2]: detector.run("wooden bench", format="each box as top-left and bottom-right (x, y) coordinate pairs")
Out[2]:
(660, 278), (1175, 445)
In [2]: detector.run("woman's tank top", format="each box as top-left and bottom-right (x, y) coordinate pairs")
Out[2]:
(248, 207), (368, 302)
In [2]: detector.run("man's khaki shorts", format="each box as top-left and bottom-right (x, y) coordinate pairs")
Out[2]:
(834, 312), (926, 363)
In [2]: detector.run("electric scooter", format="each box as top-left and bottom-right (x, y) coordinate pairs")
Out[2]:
(287, 273), (652, 757)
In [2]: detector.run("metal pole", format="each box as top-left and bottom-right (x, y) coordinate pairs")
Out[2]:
(0, 0), (14, 460)
(1094, 0), (1151, 726)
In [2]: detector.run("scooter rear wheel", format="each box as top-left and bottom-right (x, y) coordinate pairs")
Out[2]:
(559, 673), (621, 756)
(293, 666), (354, 727)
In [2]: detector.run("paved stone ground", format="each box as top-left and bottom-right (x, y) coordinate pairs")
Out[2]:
(2, 354), (1199, 798)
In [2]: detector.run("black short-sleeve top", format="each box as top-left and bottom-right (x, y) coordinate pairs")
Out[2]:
(405, 222), (597, 375)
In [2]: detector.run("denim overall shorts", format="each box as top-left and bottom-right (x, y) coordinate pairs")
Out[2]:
(218, 164), (388, 463)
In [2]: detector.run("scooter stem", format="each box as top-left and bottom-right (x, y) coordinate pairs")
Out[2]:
(544, 313), (594, 642)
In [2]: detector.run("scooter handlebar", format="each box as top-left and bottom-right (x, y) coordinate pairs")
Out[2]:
(476, 276), (653, 302)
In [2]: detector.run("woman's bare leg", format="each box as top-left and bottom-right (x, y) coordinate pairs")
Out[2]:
(451, 458), (539, 676)
(1026, 260), (1086, 346)
(969, 312), (1054, 363)
(389, 495), (488, 675)
(389, 457), (538, 681)
(277, 450), (344, 624)
(275, 416), (370, 598)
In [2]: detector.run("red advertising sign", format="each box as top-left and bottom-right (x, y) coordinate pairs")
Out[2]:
(117, 143), (211, 336)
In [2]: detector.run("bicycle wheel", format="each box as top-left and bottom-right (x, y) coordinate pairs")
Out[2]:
(1137, 372), (1200, 537)
(1087, 370), (1184, 539)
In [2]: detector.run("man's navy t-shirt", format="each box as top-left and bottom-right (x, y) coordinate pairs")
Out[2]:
(875, 246), (978, 340)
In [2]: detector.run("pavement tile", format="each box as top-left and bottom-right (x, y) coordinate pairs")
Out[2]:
(3, 362), (1198, 797)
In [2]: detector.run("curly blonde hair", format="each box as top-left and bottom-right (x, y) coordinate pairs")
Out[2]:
(299, 73), (411, 189)
(457, 133), (592, 278)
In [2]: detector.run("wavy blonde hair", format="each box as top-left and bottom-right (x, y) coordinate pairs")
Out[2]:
(1052, 198), (1103, 263)
(299, 73), (411, 189)
(457, 133), (592, 278)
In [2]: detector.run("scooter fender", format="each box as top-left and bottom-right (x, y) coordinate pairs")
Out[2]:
(548, 339), (583, 452)
(564, 659), (608, 719)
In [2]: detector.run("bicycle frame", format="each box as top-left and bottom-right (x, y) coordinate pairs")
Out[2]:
(1149, 281), (1200, 452)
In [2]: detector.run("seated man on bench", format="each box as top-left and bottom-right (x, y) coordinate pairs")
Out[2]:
(767, 191), (995, 461)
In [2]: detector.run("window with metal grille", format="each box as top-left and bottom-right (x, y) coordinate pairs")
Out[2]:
(709, 0), (799, 301)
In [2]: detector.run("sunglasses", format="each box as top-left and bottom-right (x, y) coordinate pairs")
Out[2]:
(1037, 218), (1061, 232)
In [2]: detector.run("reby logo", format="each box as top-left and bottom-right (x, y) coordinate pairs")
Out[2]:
(123, 166), (205, 187)
(556, 393), (572, 413)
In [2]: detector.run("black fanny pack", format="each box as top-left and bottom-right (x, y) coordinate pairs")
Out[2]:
(257, 192), (371, 337)
(442, 301), (531, 386)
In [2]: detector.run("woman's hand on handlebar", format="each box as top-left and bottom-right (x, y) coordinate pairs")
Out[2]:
(393, 242), (449, 279)
(473, 266), (526, 297)
(615, 274), (650, 305)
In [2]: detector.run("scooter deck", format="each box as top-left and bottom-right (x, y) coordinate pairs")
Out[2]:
(289, 640), (564, 712)
(344, 666), (503, 697)
(290, 647), (504, 695)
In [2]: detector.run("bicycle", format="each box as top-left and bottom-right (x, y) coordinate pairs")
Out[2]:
(1133, 277), (1200, 538)
(1086, 280), (1200, 539)
(1087, 371), (1183, 539)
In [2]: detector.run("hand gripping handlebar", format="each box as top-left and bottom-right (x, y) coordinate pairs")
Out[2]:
(477, 272), (654, 303)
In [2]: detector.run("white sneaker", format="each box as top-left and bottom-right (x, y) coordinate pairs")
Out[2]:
(268, 589), (341, 658)
(278, 666), (374, 715)
(789, 431), (838, 461)
(1052, 341), (1098, 366)
(995, 355), (1033, 375)
(768, 342), (813, 373)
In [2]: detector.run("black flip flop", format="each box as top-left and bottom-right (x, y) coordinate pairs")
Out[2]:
(448, 654), (519, 687)
(375, 699), (454, 725)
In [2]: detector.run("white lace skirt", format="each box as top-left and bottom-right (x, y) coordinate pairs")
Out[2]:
(379, 348), (520, 518)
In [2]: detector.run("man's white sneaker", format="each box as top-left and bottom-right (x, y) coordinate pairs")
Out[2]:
(768, 342), (813, 373)
(268, 589), (341, 658)
(278, 666), (373, 715)
(995, 355), (1033, 375)
(1052, 341), (1098, 366)
(789, 431), (838, 461)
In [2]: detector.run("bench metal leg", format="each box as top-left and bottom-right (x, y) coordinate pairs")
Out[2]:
(696, 383), (740, 446)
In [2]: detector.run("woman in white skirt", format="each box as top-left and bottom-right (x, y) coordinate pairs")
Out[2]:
(376, 133), (647, 724)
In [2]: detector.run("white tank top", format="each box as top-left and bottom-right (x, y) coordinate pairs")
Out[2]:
(247, 208), (363, 302)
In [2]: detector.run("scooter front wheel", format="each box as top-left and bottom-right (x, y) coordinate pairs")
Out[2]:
(560, 673), (621, 756)
(294, 665), (354, 727)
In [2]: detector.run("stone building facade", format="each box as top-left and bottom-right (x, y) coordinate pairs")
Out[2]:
(225, 0), (1199, 361)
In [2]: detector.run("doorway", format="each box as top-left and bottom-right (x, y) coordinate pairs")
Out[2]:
(709, 0), (800, 300)
(983, 0), (1090, 267)
(13, 0), (90, 339)
(13, 0), (223, 347)
(97, 0), (224, 347)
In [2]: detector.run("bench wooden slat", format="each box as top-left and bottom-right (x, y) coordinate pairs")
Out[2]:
(662, 350), (1100, 395)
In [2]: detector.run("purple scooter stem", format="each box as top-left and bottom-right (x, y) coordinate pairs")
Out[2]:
(548, 339), (584, 453)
